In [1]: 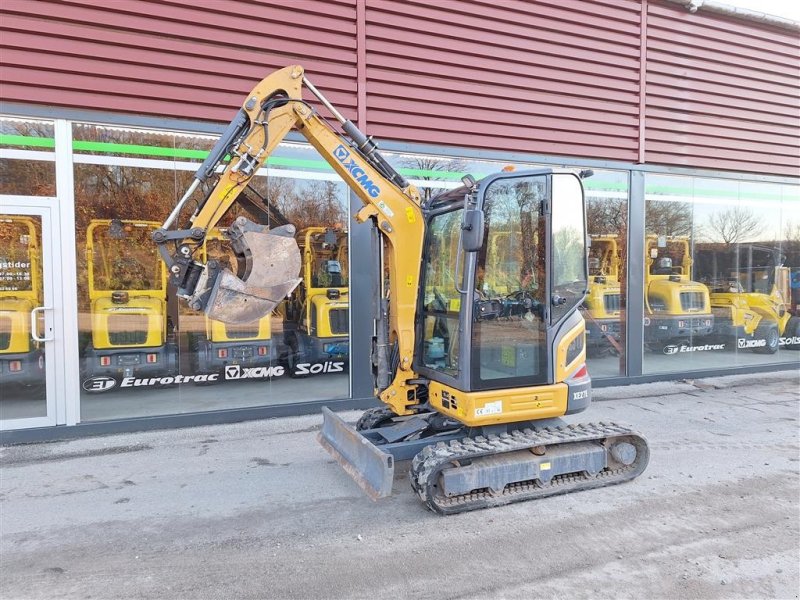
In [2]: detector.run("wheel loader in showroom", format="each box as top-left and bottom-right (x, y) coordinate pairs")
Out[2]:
(0, 216), (45, 394)
(694, 244), (800, 352)
(152, 65), (649, 514)
(83, 219), (177, 388)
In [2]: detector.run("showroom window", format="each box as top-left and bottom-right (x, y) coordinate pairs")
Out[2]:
(581, 169), (630, 378)
(384, 150), (631, 379)
(643, 174), (800, 374)
(72, 123), (351, 421)
(5, 112), (797, 430)
(0, 118), (57, 420)
(0, 117), (56, 196)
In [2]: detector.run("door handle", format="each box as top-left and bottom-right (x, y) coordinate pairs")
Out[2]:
(31, 306), (54, 342)
(454, 234), (467, 295)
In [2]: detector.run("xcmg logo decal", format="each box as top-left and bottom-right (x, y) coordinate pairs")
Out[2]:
(738, 338), (767, 349)
(224, 364), (285, 380)
(333, 145), (381, 198)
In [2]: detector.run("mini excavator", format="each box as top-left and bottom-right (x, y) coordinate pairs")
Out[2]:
(153, 65), (649, 514)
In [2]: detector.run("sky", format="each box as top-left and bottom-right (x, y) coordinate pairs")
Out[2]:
(723, 0), (800, 21)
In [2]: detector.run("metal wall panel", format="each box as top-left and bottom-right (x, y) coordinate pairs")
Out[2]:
(363, 0), (642, 161)
(0, 0), (358, 123)
(646, 2), (800, 176)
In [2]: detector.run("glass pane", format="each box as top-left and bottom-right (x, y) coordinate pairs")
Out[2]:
(0, 118), (56, 196)
(73, 123), (351, 421)
(581, 169), (628, 378)
(420, 209), (463, 377)
(473, 175), (547, 385)
(551, 174), (588, 324)
(644, 174), (800, 374)
(0, 214), (47, 418)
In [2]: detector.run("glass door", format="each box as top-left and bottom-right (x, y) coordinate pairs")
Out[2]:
(0, 204), (59, 429)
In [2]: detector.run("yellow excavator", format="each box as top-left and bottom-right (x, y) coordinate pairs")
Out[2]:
(0, 216), (46, 393)
(282, 226), (349, 376)
(84, 219), (177, 386)
(190, 227), (277, 376)
(153, 65), (649, 514)
(582, 235), (623, 356)
(644, 235), (714, 350)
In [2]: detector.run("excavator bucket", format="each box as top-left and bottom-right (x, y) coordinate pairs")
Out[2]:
(317, 407), (395, 500)
(194, 217), (302, 324)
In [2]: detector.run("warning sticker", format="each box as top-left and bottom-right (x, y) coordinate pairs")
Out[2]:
(377, 200), (394, 218)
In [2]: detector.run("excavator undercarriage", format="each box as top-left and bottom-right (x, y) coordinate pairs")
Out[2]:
(320, 406), (648, 515)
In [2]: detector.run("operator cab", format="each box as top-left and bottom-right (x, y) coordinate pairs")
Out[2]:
(416, 169), (588, 393)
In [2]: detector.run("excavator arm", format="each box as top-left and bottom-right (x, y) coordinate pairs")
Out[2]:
(153, 65), (425, 414)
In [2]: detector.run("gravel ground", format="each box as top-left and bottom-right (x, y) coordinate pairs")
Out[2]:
(1, 371), (798, 599)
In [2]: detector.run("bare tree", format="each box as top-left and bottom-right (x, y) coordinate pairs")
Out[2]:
(398, 155), (468, 201)
(645, 201), (693, 237)
(705, 206), (764, 245)
(587, 197), (626, 234)
(784, 220), (800, 244)
(268, 179), (347, 232)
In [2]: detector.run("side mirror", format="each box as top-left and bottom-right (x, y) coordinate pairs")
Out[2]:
(462, 209), (484, 252)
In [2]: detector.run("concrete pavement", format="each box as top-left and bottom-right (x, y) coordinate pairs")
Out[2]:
(1, 371), (798, 599)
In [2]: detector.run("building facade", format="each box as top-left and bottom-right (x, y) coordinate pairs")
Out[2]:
(1, 0), (798, 439)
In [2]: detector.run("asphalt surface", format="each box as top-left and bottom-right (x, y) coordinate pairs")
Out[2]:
(1, 371), (798, 599)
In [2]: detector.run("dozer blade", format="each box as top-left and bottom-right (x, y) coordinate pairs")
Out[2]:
(317, 407), (395, 500)
(193, 218), (302, 324)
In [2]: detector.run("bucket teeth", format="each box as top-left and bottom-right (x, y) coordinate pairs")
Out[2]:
(190, 218), (301, 324)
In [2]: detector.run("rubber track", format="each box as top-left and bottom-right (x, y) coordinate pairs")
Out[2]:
(409, 422), (649, 515)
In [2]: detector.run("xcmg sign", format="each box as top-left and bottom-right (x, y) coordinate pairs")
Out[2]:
(737, 338), (767, 349)
(224, 364), (285, 380)
(333, 145), (381, 198)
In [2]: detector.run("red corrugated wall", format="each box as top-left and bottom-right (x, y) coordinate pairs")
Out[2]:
(0, 0), (359, 122)
(646, 2), (800, 176)
(0, 0), (798, 176)
(363, 0), (642, 162)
